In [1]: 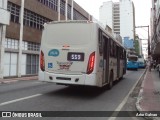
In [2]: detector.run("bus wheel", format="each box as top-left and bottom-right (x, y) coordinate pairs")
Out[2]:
(108, 72), (113, 89)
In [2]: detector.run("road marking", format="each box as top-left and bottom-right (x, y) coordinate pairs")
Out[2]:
(108, 70), (146, 120)
(0, 94), (42, 106)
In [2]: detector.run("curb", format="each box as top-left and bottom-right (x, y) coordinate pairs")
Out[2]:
(0, 76), (38, 85)
(1, 80), (19, 84)
(135, 69), (159, 120)
(0, 80), (19, 84)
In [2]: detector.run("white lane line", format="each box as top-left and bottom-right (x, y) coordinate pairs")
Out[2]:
(0, 94), (42, 106)
(108, 70), (146, 120)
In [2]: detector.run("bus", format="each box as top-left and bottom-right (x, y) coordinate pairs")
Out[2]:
(127, 55), (139, 70)
(138, 57), (146, 68)
(39, 20), (126, 88)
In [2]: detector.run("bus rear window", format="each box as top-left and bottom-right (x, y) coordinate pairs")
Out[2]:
(128, 57), (138, 61)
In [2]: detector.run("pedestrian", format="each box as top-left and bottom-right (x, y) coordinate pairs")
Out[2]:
(148, 59), (152, 72)
(156, 64), (160, 77)
(153, 61), (156, 69)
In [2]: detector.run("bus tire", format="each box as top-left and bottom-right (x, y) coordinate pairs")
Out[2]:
(108, 72), (113, 90)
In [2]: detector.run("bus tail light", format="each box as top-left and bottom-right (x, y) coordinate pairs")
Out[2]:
(87, 52), (95, 74)
(40, 50), (45, 71)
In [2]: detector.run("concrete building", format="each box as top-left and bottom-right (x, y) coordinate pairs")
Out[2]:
(0, 0), (92, 78)
(99, 0), (135, 40)
(120, 0), (135, 40)
(99, 1), (114, 29)
(151, 0), (160, 63)
(0, 0), (10, 78)
(99, 1), (120, 34)
(113, 2), (120, 35)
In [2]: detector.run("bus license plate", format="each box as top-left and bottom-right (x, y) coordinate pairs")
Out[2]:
(67, 52), (84, 61)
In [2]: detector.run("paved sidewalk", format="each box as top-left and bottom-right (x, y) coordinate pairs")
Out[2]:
(0, 76), (38, 84)
(136, 69), (160, 120)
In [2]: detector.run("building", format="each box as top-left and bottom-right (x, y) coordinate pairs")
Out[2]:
(99, 1), (114, 29)
(151, 0), (160, 63)
(99, 0), (135, 40)
(123, 36), (135, 56)
(99, 1), (120, 34)
(0, 0), (10, 78)
(120, 0), (135, 40)
(0, 0), (92, 78)
(123, 37), (134, 49)
(113, 2), (120, 34)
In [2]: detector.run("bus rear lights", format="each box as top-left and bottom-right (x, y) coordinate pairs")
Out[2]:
(87, 52), (95, 74)
(40, 50), (45, 71)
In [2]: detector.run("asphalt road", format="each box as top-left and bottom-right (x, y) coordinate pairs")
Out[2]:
(0, 69), (145, 120)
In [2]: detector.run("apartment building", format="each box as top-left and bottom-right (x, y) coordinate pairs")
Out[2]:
(151, 0), (160, 62)
(99, 0), (135, 40)
(113, 2), (120, 34)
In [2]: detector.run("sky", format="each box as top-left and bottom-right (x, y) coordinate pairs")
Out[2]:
(74, 0), (152, 56)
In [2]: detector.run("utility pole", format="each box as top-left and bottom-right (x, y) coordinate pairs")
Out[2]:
(58, 0), (60, 21)
(65, 0), (68, 20)
(135, 25), (150, 55)
(71, 0), (74, 20)
(18, 0), (24, 77)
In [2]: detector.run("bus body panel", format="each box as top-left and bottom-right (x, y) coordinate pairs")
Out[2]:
(127, 55), (139, 70)
(127, 61), (139, 69)
(39, 21), (126, 87)
(41, 23), (96, 75)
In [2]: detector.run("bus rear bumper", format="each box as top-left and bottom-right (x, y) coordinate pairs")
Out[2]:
(39, 71), (99, 87)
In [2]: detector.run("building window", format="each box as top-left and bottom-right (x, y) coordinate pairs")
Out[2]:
(7, 2), (20, 23)
(38, 0), (87, 20)
(26, 54), (39, 74)
(73, 9), (87, 20)
(60, 0), (65, 15)
(7, 2), (51, 30)
(22, 41), (40, 51)
(24, 9), (51, 30)
(5, 39), (40, 51)
(5, 38), (19, 49)
(38, 0), (58, 11)
(67, 4), (71, 19)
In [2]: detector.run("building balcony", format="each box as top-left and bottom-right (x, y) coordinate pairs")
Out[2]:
(0, 8), (10, 25)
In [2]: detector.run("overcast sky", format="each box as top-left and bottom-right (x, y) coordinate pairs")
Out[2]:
(74, 0), (151, 26)
(74, 0), (152, 54)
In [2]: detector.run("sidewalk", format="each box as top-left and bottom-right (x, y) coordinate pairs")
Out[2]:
(0, 76), (38, 84)
(136, 69), (160, 120)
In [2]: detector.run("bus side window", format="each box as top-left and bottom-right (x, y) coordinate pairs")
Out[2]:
(110, 40), (113, 57)
(120, 48), (123, 59)
(98, 29), (103, 56)
(113, 42), (117, 58)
